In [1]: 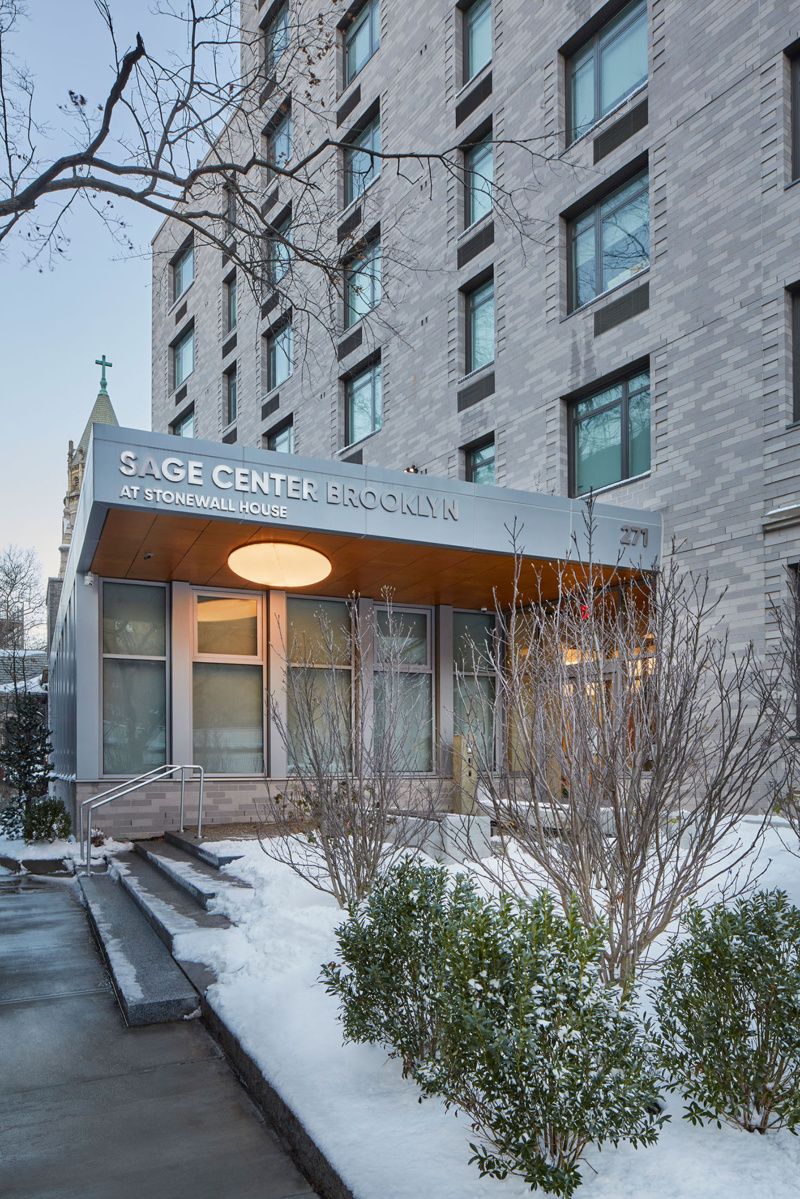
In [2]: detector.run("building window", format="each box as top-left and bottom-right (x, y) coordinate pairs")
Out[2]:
(567, 0), (648, 144)
(344, 115), (380, 206)
(265, 320), (293, 392)
(791, 50), (800, 183)
(463, 0), (492, 84)
(792, 289), (800, 423)
(224, 367), (237, 426)
(265, 1), (290, 73)
(193, 592), (264, 774)
(286, 597), (352, 772)
(224, 274), (237, 333)
(172, 241), (194, 302)
(453, 610), (495, 764)
(375, 606), (433, 772)
(268, 211), (292, 286)
(464, 135), (493, 228)
(465, 436), (495, 484)
(465, 278), (494, 374)
(224, 182), (237, 235)
(345, 359), (382, 445)
(568, 170), (649, 312)
(344, 238), (381, 327)
(101, 582), (167, 775)
(345, 0), (380, 86)
(569, 368), (650, 496)
(265, 417), (294, 453)
(172, 325), (195, 389)
(171, 407), (194, 438)
(266, 107), (292, 182)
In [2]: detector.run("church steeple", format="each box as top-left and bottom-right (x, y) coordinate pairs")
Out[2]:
(58, 358), (120, 577)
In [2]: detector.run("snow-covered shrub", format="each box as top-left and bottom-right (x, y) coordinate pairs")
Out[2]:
(433, 890), (665, 1197)
(324, 862), (665, 1197)
(0, 798), (24, 839)
(22, 797), (71, 843)
(321, 857), (479, 1076)
(655, 890), (800, 1134)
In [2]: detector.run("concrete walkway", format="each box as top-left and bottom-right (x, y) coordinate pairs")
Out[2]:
(0, 874), (316, 1199)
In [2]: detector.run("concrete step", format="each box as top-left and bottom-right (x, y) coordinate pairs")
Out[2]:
(111, 851), (230, 959)
(79, 874), (199, 1026)
(164, 829), (245, 870)
(133, 838), (248, 910)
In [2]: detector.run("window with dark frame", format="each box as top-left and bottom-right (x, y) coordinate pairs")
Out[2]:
(344, 114), (381, 206)
(265, 320), (293, 392)
(345, 0), (380, 87)
(790, 48), (800, 182)
(464, 277), (495, 374)
(265, 417), (294, 453)
(568, 169), (649, 312)
(265, 2), (290, 74)
(344, 359), (382, 445)
(789, 564), (800, 738)
(224, 274), (237, 333)
(344, 237), (381, 328)
(268, 211), (292, 285)
(224, 366), (237, 427)
(172, 241), (194, 302)
(171, 407), (195, 438)
(566, 0), (648, 145)
(453, 610), (496, 765)
(464, 436), (495, 484)
(172, 325), (194, 390)
(374, 605), (434, 772)
(568, 367), (650, 496)
(266, 107), (292, 183)
(463, 0), (492, 85)
(793, 288), (800, 424)
(464, 134), (493, 228)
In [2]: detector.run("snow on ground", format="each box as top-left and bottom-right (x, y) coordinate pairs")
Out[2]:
(175, 825), (800, 1199)
(0, 834), (132, 867)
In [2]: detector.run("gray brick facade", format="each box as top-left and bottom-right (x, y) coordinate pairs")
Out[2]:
(150, 0), (800, 656)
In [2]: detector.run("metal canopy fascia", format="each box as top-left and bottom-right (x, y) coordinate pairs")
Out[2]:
(77, 425), (662, 598)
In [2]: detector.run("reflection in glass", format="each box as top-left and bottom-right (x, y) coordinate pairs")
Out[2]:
(193, 663), (264, 773)
(374, 671), (432, 772)
(287, 666), (351, 771)
(197, 596), (258, 656)
(103, 659), (166, 774)
(467, 280), (494, 372)
(465, 0), (492, 82)
(376, 609), (428, 666)
(103, 583), (166, 656)
(287, 598), (351, 665)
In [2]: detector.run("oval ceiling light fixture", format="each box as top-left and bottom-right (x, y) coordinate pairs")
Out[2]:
(227, 541), (332, 588)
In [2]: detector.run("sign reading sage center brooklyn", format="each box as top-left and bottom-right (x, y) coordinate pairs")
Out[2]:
(118, 450), (459, 523)
(85, 427), (661, 571)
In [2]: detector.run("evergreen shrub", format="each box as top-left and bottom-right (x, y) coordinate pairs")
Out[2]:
(22, 797), (71, 843)
(323, 860), (665, 1196)
(655, 890), (800, 1134)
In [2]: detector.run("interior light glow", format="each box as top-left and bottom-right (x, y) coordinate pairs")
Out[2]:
(227, 542), (332, 588)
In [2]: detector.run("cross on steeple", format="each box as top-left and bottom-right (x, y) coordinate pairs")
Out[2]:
(95, 354), (113, 395)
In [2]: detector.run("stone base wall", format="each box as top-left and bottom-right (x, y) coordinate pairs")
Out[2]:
(64, 776), (458, 840)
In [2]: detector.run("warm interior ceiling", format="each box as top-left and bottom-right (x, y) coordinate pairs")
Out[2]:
(90, 508), (630, 607)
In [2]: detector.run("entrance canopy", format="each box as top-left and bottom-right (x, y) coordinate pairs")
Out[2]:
(73, 426), (662, 607)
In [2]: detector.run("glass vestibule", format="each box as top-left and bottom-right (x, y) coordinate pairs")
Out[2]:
(100, 578), (501, 777)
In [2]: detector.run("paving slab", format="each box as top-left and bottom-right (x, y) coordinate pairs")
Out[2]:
(0, 873), (317, 1199)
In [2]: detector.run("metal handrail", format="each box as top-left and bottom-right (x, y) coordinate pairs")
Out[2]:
(82, 763), (205, 875)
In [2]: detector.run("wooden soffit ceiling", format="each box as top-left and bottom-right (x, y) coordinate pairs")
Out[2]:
(87, 508), (633, 608)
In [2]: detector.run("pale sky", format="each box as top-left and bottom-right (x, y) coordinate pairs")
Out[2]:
(0, 2), (171, 581)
